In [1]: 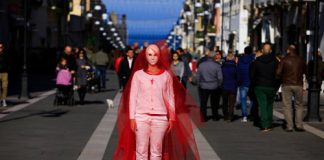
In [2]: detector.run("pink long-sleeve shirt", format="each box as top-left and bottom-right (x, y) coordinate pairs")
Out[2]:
(129, 69), (175, 121)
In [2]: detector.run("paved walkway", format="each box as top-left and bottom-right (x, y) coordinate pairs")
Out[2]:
(0, 70), (324, 160)
(0, 71), (118, 160)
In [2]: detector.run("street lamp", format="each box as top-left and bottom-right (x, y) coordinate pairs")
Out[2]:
(305, 0), (322, 122)
(180, 15), (186, 24)
(195, 2), (202, 8)
(94, 5), (102, 11)
(87, 12), (93, 17)
(20, 0), (31, 99)
(94, 20), (100, 25)
(184, 4), (192, 16)
(248, 0), (255, 48)
(102, 13), (108, 20)
(202, 1), (209, 54)
(51, 5), (56, 10)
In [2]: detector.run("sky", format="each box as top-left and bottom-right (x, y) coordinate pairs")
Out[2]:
(103, 0), (184, 46)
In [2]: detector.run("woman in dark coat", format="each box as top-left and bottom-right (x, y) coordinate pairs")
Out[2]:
(76, 49), (90, 105)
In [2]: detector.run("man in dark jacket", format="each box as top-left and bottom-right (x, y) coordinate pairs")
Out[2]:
(59, 46), (77, 73)
(177, 48), (192, 88)
(237, 46), (255, 122)
(221, 53), (237, 121)
(197, 49), (211, 68)
(276, 45), (306, 132)
(196, 53), (223, 121)
(251, 42), (279, 132)
(118, 46), (135, 88)
(0, 43), (8, 107)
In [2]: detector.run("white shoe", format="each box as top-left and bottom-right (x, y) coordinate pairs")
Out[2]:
(241, 117), (247, 122)
(2, 100), (7, 107)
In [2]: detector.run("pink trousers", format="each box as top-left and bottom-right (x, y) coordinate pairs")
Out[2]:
(135, 114), (168, 160)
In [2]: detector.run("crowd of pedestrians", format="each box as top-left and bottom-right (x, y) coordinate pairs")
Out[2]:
(55, 45), (109, 105)
(193, 42), (321, 133)
(1, 39), (321, 134)
(111, 41), (324, 133)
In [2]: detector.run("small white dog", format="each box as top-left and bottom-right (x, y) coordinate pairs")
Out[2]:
(106, 99), (114, 109)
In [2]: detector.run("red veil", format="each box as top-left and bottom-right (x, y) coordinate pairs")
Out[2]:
(113, 41), (203, 160)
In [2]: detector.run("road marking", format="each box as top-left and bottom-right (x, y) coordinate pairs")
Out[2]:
(0, 90), (56, 119)
(194, 128), (221, 160)
(78, 91), (221, 160)
(77, 92), (121, 160)
(273, 110), (324, 139)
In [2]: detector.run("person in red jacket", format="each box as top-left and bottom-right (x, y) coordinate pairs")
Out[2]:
(115, 51), (124, 89)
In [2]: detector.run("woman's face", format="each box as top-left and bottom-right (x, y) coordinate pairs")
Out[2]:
(172, 53), (179, 61)
(146, 46), (159, 66)
(79, 52), (84, 59)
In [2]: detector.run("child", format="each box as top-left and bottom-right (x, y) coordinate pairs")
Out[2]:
(56, 58), (73, 102)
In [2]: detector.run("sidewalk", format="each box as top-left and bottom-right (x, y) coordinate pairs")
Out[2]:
(0, 71), (118, 160)
(2, 74), (56, 109)
(186, 83), (324, 160)
(273, 92), (324, 132)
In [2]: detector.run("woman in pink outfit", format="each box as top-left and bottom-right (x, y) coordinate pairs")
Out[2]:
(129, 44), (174, 160)
(114, 42), (202, 160)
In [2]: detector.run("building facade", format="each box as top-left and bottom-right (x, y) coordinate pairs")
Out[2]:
(222, 0), (249, 53)
(244, 0), (324, 60)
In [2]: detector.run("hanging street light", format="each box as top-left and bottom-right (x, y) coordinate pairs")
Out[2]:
(102, 13), (108, 20)
(95, 20), (100, 25)
(94, 5), (102, 11)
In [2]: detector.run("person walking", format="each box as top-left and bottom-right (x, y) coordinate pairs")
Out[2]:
(94, 47), (109, 90)
(114, 51), (124, 90)
(237, 46), (255, 122)
(176, 48), (192, 88)
(59, 46), (77, 74)
(221, 53), (238, 121)
(75, 49), (90, 105)
(171, 51), (185, 82)
(251, 42), (279, 132)
(276, 45), (306, 132)
(196, 52), (223, 121)
(197, 48), (211, 68)
(0, 43), (8, 107)
(118, 46), (135, 88)
(248, 49), (263, 126)
(215, 50), (224, 65)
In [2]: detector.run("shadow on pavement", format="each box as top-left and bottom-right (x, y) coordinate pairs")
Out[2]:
(0, 109), (70, 123)
(72, 100), (105, 105)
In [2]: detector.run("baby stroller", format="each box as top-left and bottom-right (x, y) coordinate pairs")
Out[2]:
(54, 68), (75, 106)
(86, 64), (101, 93)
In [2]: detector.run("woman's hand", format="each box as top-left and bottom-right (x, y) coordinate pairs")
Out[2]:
(167, 120), (174, 133)
(130, 119), (137, 132)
